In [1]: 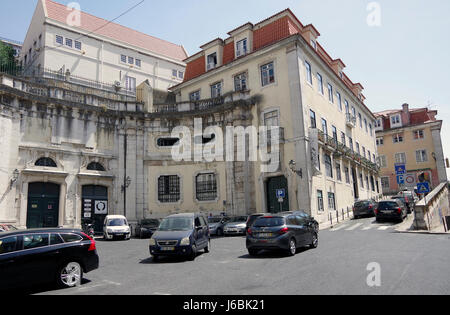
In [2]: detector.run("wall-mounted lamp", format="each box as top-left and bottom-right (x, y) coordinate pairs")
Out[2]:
(289, 160), (303, 178)
(10, 169), (19, 186)
(121, 176), (132, 192)
(432, 152), (437, 161)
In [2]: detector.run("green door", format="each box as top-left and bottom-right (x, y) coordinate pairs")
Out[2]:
(266, 176), (290, 213)
(27, 183), (60, 229)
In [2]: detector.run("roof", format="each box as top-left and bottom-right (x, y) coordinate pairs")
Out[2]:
(0, 228), (82, 238)
(44, 0), (187, 62)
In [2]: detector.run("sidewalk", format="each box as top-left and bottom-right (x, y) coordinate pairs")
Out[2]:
(319, 211), (354, 231)
(394, 213), (449, 235)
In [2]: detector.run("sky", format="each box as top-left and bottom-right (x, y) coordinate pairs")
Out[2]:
(1, 0), (449, 165)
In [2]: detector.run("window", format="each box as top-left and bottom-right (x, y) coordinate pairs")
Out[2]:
(381, 177), (390, 189)
(310, 110), (317, 128)
(234, 72), (247, 92)
(364, 118), (368, 133)
(358, 113), (362, 128)
(352, 106), (356, 118)
(328, 193), (336, 210)
(336, 163), (342, 181)
(369, 123), (373, 136)
(158, 175), (181, 203)
(310, 40), (317, 50)
(128, 56), (134, 65)
(414, 130), (424, 140)
(74, 41), (82, 50)
(336, 92), (342, 111)
(172, 69), (178, 77)
(35, 157), (57, 167)
(327, 83), (334, 103)
(344, 167), (350, 184)
(196, 173), (217, 201)
(376, 137), (384, 146)
(391, 115), (401, 125)
(368, 150), (371, 161)
(349, 137), (353, 151)
(356, 142), (360, 154)
(190, 90), (200, 101)
(60, 234), (83, 243)
(324, 154), (333, 178)
(376, 119), (382, 128)
(321, 119), (328, 136)
(178, 71), (184, 79)
(135, 59), (141, 67)
(157, 137), (180, 147)
(332, 126), (338, 143)
(341, 132), (346, 146)
(305, 61), (312, 84)
(264, 110), (279, 127)
(236, 38), (248, 57)
(121, 55), (127, 63)
(207, 53), (217, 70)
(0, 236), (17, 254)
(344, 100), (349, 114)
(317, 190), (324, 212)
(378, 155), (387, 168)
(210, 82), (222, 98)
(317, 73), (323, 94)
(362, 147), (366, 158)
(395, 152), (407, 164)
(65, 38), (73, 48)
(23, 234), (49, 250)
(393, 134), (404, 143)
(87, 162), (106, 172)
(416, 150), (428, 163)
(261, 62), (275, 86)
(50, 234), (64, 245)
(56, 35), (63, 45)
(359, 173), (364, 188)
(125, 76), (136, 92)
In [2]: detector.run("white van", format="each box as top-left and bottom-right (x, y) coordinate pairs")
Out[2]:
(103, 215), (131, 240)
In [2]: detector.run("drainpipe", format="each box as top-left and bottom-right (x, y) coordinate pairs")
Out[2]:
(123, 132), (127, 217)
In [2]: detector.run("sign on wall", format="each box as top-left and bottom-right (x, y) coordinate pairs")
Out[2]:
(94, 200), (108, 215)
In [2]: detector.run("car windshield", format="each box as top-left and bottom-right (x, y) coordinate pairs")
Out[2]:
(208, 217), (223, 223)
(229, 216), (248, 223)
(378, 202), (399, 210)
(159, 217), (193, 231)
(142, 219), (159, 226)
(107, 219), (127, 226)
(253, 217), (285, 227)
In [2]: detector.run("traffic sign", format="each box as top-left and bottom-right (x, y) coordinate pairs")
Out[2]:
(395, 164), (406, 175)
(396, 174), (405, 185)
(276, 189), (286, 199)
(417, 182), (431, 194)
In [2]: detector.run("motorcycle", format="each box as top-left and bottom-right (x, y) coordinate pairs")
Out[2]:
(82, 219), (95, 239)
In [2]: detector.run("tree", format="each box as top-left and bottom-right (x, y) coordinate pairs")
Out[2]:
(0, 41), (20, 75)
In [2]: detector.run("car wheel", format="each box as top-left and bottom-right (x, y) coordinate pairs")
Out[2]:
(188, 245), (197, 261)
(310, 233), (319, 249)
(57, 261), (83, 288)
(248, 249), (259, 256)
(287, 238), (296, 256)
(152, 255), (159, 262)
(204, 240), (211, 253)
(354, 215), (359, 220)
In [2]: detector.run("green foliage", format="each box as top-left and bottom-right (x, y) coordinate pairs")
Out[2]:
(0, 41), (21, 75)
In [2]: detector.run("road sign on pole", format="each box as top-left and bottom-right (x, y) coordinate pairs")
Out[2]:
(276, 189), (286, 199)
(395, 164), (406, 175)
(417, 182), (431, 195)
(396, 174), (405, 185)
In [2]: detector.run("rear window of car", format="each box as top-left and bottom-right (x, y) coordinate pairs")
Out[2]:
(355, 201), (370, 207)
(61, 234), (83, 243)
(0, 236), (17, 254)
(23, 234), (49, 250)
(378, 202), (399, 210)
(142, 219), (159, 226)
(253, 217), (285, 227)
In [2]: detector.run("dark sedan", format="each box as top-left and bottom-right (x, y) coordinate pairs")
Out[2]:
(246, 211), (319, 256)
(0, 229), (99, 290)
(353, 200), (377, 219)
(135, 219), (160, 239)
(375, 200), (408, 223)
(392, 195), (414, 214)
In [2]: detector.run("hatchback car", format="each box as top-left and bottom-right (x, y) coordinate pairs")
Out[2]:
(375, 200), (408, 222)
(0, 229), (99, 290)
(149, 213), (210, 261)
(392, 195), (414, 214)
(208, 216), (231, 236)
(135, 218), (160, 239)
(246, 213), (269, 234)
(103, 215), (131, 240)
(223, 216), (249, 236)
(246, 211), (319, 256)
(353, 200), (377, 219)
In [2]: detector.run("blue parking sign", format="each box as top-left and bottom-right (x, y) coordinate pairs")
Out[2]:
(276, 189), (286, 199)
(395, 164), (406, 175)
(396, 175), (405, 185)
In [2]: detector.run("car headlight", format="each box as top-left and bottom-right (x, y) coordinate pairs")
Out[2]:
(107, 229), (113, 233)
(149, 238), (156, 246)
(180, 237), (190, 246)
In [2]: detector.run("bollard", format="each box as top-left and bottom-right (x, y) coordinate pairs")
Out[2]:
(336, 211), (339, 223)
(330, 212), (333, 227)
(342, 209), (345, 221)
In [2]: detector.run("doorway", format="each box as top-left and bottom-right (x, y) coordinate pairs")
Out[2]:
(27, 182), (60, 229)
(82, 185), (108, 234)
(266, 176), (290, 213)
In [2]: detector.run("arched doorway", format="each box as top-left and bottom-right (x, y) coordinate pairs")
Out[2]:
(82, 185), (108, 234)
(27, 182), (60, 228)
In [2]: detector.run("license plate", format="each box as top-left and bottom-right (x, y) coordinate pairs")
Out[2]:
(258, 233), (273, 238)
(115, 233), (123, 236)
(381, 210), (393, 214)
(161, 247), (175, 251)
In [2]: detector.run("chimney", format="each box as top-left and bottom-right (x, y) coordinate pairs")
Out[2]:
(402, 103), (410, 125)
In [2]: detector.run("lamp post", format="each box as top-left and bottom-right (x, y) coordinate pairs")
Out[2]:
(10, 169), (19, 186)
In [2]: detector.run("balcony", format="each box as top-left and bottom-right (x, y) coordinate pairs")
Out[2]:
(346, 113), (356, 128)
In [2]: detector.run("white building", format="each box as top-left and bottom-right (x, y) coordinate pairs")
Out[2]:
(20, 0), (187, 93)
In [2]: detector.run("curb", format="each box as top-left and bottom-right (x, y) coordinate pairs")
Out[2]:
(393, 229), (449, 235)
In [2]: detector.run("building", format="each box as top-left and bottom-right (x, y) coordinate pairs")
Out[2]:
(374, 104), (447, 195)
(0, 8), (382, 231)
(20, 0), (187, 93)
(0, 36), (22, 59)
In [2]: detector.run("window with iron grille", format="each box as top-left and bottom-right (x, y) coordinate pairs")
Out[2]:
(158, 175), (180, 203)
(196, 173), (217, 201)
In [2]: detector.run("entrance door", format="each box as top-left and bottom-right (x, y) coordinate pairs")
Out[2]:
(352, 168), (359, 200)
(27, 183), (60, 229)
(82, 185), (108, 234)
(266, 176), (289, 213)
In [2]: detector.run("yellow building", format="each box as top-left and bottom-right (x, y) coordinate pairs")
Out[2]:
(375, 104), (447, 195)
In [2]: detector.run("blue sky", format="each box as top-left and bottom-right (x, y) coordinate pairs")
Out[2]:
(1, 0), (449, 164)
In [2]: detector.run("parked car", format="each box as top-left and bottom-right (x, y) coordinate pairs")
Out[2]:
(246, 213), (269, 234)
(392, 195), (414, 214)
(103, 215), (131, 240)
(353, 200), (377, 219)
(375, 200), (408, 222)
(0, 224), (18, 232)
(149, 213), (210, 261)
(135, 218), (160, 239)
(246, 211), (319, 256)
(223, 216), (249, 236)
(399, 189), (419, 202)
(0, 228), (99, 290)
(208, 216), (231, 236)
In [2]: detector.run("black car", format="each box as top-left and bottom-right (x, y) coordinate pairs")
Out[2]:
(0, 229), (99, 290)
(246, 211), (319, 257)
(135, 218), (160, 239)
(149, 213), (210, 261)
(353, 200), (377, 219)
(245, 213), (269, 234)
(375, 200), (408, 222)
(392, 195), (414, 214)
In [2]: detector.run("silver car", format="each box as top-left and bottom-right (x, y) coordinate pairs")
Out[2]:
(208, 216), (231, 236)
(223, 216), (249, 236)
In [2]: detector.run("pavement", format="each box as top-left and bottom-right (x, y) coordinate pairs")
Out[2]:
(18, 215), (450, 295)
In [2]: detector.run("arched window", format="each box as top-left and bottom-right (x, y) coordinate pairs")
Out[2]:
(35, 157), (57, 167)
(87, 162), (106, 172)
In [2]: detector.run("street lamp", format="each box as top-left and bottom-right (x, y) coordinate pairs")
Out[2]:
(121, 176), (132, 192)
(10, 169), (19, 185)
(289, 160), (303, 178)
